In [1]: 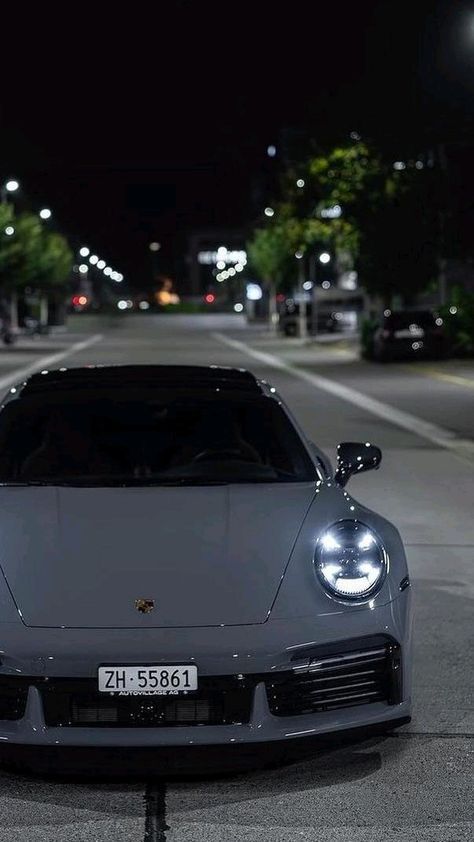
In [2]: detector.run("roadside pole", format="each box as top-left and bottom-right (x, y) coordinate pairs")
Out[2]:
(297, 256), (307, 340)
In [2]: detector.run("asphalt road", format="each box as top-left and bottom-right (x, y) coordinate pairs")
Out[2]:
(0, 313), (472, 842)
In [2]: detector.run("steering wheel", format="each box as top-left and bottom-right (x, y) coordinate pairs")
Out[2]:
(192, 448), (256, 463)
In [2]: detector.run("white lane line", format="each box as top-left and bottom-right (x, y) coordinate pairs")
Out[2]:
(0, 333), (103, 394)
(212, 332), (474, 457)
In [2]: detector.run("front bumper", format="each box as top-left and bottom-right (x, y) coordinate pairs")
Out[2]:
(0, 591), (412, 747)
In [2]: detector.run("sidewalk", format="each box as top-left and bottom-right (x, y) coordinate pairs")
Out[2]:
(231, 326), (361, 366)
(240, 324), (474, 383)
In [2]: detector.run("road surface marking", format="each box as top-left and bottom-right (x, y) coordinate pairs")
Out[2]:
(409, 367), (474, 390)
(213, 332), (474, 461)
(0, 333), (103, 394)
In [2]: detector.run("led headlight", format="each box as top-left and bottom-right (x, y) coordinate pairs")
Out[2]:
(315, 520), (387, 600)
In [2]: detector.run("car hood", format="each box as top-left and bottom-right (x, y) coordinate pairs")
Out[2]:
(0, 484), (316, 628)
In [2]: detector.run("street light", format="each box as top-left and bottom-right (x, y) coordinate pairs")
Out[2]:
(39, 208), (52, 220)
(1, 179), (20, 204)
(97, 259), (106, 270)
(89, 254), (99, 265)
(296, 179), (305, 188)
(264, 207), (275, 217)
(4, 226), (15, 236)
(79, 247), (90, 257)
(78, 264), (88, 274)
(246, 283), (263, 301)
(104, 266), (112, 276)
(319, 252), (331, 264)
(267, 145), (276, 158)
(149, 242), (161, 252)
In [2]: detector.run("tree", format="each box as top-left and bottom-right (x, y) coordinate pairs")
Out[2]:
(248, 139), (440, 320)
(247, 224), (294, 327)
(34, 230), (73, 325)
(247, 164), (360, 330)
(307, 142), (440, 306)
(0, 209), (73, 326)
(0, 204), (21, 287)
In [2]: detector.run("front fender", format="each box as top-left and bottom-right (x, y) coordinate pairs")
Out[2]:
(270, 482), (409, 620)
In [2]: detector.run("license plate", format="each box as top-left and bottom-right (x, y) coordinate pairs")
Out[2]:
(98, 665), (198, 695)
(394, 328), (424, 339)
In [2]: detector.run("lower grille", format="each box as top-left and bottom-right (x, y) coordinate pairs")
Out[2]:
(0, 637), (402, 726)
(0, 676), (28, 720)
(266, 641), (401, 717)
(40, 676), (254, 727)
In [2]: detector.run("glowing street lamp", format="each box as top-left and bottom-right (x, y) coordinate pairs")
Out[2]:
(1, 179), (20, 204)
(79, 246), (90, 257)
(39, 208), (52, 220)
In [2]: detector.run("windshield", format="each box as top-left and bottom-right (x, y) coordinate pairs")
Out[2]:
(0, 389), (317, 486)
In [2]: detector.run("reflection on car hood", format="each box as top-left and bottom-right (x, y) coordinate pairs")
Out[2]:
(0, 484), (316, 628)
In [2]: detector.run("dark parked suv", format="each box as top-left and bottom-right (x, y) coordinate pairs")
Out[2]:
(367, 310), (447, 361)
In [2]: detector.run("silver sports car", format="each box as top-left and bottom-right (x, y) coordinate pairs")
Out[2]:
(0, 365), (412, 752)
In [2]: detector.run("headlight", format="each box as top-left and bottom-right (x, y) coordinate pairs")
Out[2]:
(315, 520), (387, 600)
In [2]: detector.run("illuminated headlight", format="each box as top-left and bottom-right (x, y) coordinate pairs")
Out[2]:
(315, 520), (387, 600)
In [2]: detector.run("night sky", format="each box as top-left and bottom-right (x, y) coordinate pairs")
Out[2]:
(1, 0), (473, 291)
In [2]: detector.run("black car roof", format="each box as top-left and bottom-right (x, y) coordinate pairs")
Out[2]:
(15, 364), (264, 397)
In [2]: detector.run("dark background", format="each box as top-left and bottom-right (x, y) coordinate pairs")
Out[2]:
(1, 0), (473, 290)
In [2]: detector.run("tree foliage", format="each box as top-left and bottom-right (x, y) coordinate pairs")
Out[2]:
(0, 208), (73, 294)
(247, 140), (440, 305)
(247, 224), (293, 288)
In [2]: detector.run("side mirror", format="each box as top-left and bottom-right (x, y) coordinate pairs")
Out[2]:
(334, 441), (382, 488)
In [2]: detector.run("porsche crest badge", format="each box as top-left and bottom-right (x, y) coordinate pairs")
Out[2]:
(135, 598), (155, 614)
